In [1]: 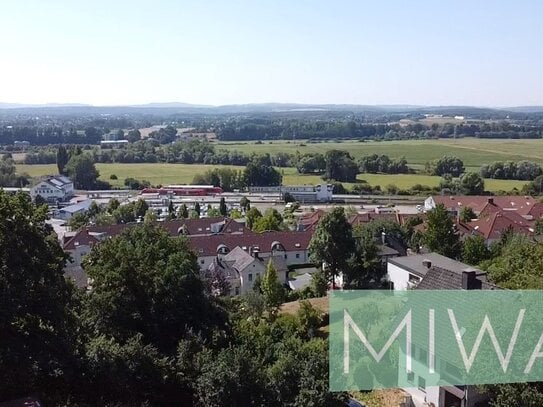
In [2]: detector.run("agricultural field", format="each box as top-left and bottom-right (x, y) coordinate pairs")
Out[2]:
(216, 138), (543, 167)
(16, 163), (527, 192)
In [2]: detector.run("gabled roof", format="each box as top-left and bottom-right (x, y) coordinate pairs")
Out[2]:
(223, 246), (289, 274)
(189, 230), (312, 257)
(224, 246), (256, 271)
(63, 229), (100, 250)
(84, 217), (245, 238)
(430, 195), (541, 217)
(466, 210), (534, 240)
(297, 209), (326, 230)
(207, 257), (239, 280)
(416, 266), (498, 290)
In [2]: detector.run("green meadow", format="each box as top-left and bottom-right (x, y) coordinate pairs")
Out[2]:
(16, 163), (527, 192)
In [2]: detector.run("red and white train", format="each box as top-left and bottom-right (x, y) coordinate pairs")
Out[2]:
(140, 185), (223, 196)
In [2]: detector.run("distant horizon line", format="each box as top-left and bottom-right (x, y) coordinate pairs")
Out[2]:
(1, 101), (543, 109)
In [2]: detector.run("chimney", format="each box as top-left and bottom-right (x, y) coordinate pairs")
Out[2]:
(250, 246), (260, 259)
(422, 260), (432, 269)
(462, 270), (477, 290)
(487, 197), (494, 205)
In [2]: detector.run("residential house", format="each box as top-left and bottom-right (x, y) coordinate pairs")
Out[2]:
(62, 217), (248, 288)
(206, 246), (288, 295)
(30, 175), (73, 203)
(386, 252), (485, 290)
(461, 210), (535, 245)
(188, 230), (312, 270)
(63, 229), (100, 287)
(424, 195), (543, 221)
(399, 268), (497, 407)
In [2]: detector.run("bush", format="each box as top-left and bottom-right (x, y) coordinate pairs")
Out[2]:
(110, 174), (118, 180)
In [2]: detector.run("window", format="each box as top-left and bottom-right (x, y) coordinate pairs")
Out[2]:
(284, 254), (287, 259)
(295, 253), (300, 259)
(418, 376), (426, 391)
(200, 259), (205, 264)
(248, 273), (253, 282)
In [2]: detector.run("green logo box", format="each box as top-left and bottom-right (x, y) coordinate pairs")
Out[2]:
(330, 290), (543, 391)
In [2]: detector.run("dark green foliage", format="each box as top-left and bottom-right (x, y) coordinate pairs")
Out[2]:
(524, 175), (543, 195)
(0, 192), (77, 403)
(536, 218), (543, 235)
(0, 156), (29, 187)
(239, 196), (251, 212)
(423, 203), (461, 258)
(295, 152), (326, 174)
(219, 197), (227, 216)
(462, 235), (491, 265)
(481, 160), (543, 181)
(359, 154), (409, 174)
(245, 207), (262, 229)
(124, 177), (151, 190)
(482, 235), (543, 289)
(459, 206), (477, 222)
(345, 226), (382, 288)
(252, 208), (283, 232)
(309, 207), (356, 287)
(244, 154), (282, 187)
(324, 150), (358, 182)
(83, 224), (226, 352)
(178, 203), (189, 218)
(56, 145), (70, 175)
(458, 171), (485, 194)
(65, 154), (100, 189)
(426, 155), (465, 177)
(193, 167), (244, 192)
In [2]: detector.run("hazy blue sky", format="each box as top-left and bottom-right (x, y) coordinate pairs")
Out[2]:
(1, 0), (542, 106)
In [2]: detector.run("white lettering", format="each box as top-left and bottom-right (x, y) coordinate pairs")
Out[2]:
(448, 309), (525, 373)
(344, 308), (412, 374)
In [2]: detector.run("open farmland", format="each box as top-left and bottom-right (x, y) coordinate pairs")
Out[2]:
(216, 138), (543, 167)
(16, 163), (528, 192)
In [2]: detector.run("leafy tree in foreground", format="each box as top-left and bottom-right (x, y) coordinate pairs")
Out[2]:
(0, 191), (77, 403)
(423, 203), (461, 259)
(345, 226), (382, 288)
(308, 207), (356, 288)
(261, 260), (285, 315)
(83, 223), (226, 353)
(462, 235), (491, 266)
